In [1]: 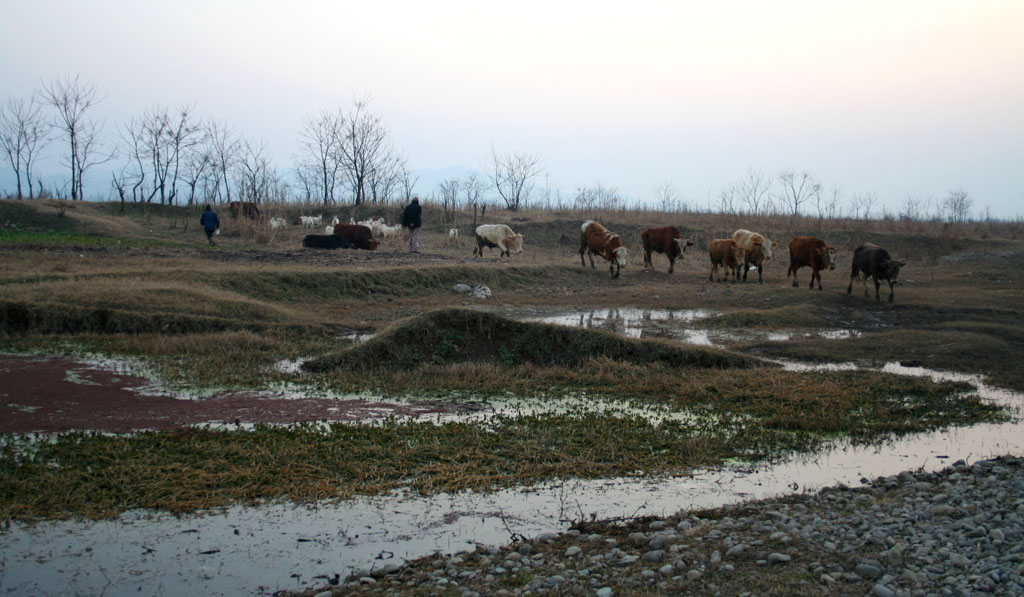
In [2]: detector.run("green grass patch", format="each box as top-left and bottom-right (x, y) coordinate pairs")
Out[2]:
(0, 414), (740, 521)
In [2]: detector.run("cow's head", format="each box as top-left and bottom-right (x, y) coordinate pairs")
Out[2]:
(882, 259), (907, 283)
(674, 238), (695, 259)
(613, 246), (628, 267)
(508, 233), (524, 254)
(763, 240), (778, 261)
(818, 245), (837, 269)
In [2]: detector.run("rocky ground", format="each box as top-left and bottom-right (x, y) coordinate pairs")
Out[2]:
(288, 455), (1024, 596)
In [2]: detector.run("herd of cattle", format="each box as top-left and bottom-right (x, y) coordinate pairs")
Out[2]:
(577, 220), (905, 303)
(226, 201), (905, 303)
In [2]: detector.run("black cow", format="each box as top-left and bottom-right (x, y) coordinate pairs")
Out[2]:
(847, 243), (906, 303)
(302, 234), (353, 250)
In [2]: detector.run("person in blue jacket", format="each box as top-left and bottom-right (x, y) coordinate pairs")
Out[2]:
(199, 204), (220, 246)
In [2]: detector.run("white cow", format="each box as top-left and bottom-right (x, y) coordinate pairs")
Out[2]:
(473, 224), (524, 258)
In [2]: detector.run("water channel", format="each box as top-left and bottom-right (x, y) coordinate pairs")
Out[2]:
(1, 309), (1021, 596)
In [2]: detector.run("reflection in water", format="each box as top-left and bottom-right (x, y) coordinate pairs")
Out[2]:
(520, 307), (861, 345)
(526, 308), (717, 339)
(3, 361), (1022, 596)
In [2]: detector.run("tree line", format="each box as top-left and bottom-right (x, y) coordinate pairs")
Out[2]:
(1, 75), (985, 223)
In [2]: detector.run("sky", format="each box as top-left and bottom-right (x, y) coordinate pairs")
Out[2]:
(2, 0), (1023, 218)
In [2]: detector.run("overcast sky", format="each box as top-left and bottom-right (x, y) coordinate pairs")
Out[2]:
(2, 0), (1022, 217)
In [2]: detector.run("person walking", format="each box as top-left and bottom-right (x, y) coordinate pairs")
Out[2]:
(199, 204), (220, 246)
(402, 196), (422, 253)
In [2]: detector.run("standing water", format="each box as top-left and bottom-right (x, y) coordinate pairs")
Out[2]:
(2, 360), (1022, 596)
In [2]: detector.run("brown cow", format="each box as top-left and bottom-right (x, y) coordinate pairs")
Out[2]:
(330, 223), (380, 250)
(708, 239), (746, 282)
(641, 226), (694, 273)
(787, 236), (837, 290)
(579, 220), (628, 278)
(847, 243), (907, 303)
(731, 229), (778, 284)
(229, 201), (261, 220)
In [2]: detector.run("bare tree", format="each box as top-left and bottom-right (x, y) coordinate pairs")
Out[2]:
(117, 104), (201, 205)
(180, 125), (215, 206)
(942, 188), (973, 224)
(776, 170), (820, 216)
(39, 75), (106, 200)
(436, 178), (460, 224)
(297, 108), (344, 205)
(654, 181), (680, 212)
(365, 148), (405, 204)
(337, 97), (391, 206)
(850, 192), (878, 220)
(398, 167), (419, 203)
(461, 171), (485, 211)
(207, 120), (240, 204)
(824, 185), (843, 220)
(574, 181), (622, 212)
(235, 137), (274, 203)
(738, 168), (772, 215)
(0, 97), (50, 199)
(718, 183), (739, 214)
(112, 117), (147, 205)
(900, 196), (923, 222)
(487, 145), (544, 211)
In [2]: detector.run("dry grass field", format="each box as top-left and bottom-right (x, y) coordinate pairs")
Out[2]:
(1, 198), (1022, 521)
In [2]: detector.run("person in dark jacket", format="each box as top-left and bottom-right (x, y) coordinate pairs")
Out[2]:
(401, 196), (422, 253)
(199, 204), (220, 246)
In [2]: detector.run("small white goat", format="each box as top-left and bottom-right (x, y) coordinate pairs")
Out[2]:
(300, 214), (323, 228)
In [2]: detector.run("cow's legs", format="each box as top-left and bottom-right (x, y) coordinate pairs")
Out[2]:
(888, 281), (895, 303)
(667, 256), (675, 274)
(874, 279), (882, 302)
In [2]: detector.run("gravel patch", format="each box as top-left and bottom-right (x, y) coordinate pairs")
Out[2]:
(287, 455), (1024, 595)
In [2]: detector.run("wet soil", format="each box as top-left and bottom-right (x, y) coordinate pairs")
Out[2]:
(0, 354), (473, 434)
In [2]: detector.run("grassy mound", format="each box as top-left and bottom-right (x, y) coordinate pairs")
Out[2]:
(304, 308), (753, 372)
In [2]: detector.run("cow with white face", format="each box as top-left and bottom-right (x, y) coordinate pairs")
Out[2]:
(579, 220), (628, 278)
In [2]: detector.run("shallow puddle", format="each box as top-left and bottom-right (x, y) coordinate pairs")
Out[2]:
(522, 307), (716, 338)
(514, 307), (860, 346)
(3, 360), (1022, 596)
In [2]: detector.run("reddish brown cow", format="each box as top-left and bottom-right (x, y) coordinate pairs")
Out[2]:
(229, 201), (261, 220)
(330, 223), (379, 250)
(579, 220), (628, 278)
(847, 243), (906, 303)
(641, 226), (694, 274)
(787, 236), (837, 290)
(707, 239), (746, 282)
